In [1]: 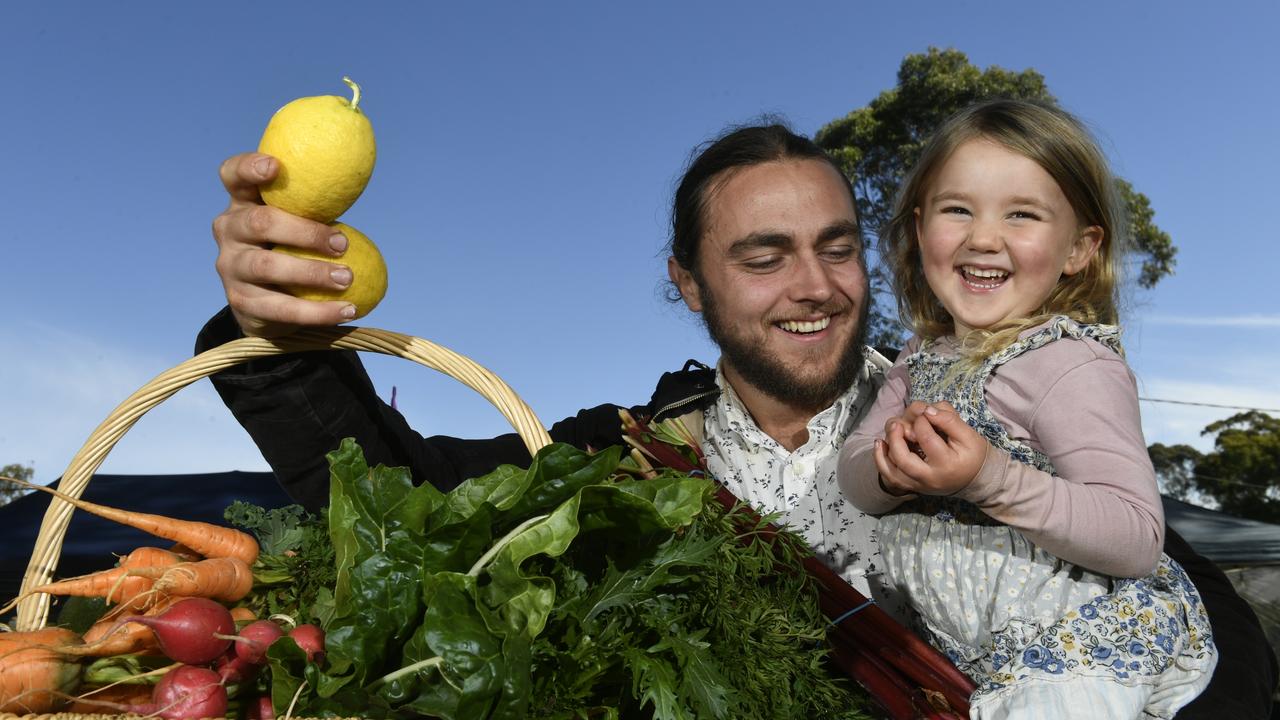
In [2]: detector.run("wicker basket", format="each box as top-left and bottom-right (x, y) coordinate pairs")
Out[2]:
(15, 326), (552, 635)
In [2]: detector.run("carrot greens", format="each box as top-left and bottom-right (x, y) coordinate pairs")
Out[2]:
(223, 501), (335, 622)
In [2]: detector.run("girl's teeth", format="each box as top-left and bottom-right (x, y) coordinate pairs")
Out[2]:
(779, 318), (831, 334)
(964, 266), (1008, 279)
(962, 266), (1009, 289)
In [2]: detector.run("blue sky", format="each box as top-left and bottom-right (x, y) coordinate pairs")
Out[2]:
(4, 1), (1278, 485)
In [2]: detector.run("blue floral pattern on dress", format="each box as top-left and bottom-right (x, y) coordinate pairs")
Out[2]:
(876, 317), (1216, 711)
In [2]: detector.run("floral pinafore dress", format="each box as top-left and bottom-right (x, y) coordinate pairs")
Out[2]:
(878, 318), (1216, 715)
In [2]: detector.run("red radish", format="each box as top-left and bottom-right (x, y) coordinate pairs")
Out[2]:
(288, 624), (325, 663)
(247, 694), (275, 720)
(134, 665), (228, 720)
(234, 619), (285, 665)
(213, 647), (258, 685)
(120, 597), (234, 665)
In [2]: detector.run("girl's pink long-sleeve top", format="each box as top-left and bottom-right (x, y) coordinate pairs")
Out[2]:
(837, 331), (1164, 579)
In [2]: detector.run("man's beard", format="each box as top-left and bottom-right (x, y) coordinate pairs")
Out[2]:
(699, 282), (869, 410)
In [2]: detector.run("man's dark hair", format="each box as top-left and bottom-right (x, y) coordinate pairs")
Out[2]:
(667, 119), (860, 286)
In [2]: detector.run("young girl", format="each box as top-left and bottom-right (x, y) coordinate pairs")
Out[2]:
(836, 100), (1217, 719)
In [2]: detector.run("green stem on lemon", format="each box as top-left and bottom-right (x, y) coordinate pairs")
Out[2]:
(342, 76), (361, 110)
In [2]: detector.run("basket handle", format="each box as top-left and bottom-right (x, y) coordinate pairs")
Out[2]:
(17, 326), (552, 630)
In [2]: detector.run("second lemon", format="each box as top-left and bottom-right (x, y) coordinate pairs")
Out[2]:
(273, 223), (387, 319)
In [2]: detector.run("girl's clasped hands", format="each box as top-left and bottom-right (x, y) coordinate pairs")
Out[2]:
(874, 401), (986, 497)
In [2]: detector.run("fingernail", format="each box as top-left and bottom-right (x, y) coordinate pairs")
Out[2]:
(328, 233), (348, 253)
(925, 406), (938, 416)
(339, 304), (356, 319)
(253, 156), (273, 177)
(331, 267), (352, 287)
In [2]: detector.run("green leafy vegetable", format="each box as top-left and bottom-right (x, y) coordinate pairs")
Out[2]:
(238, 439), (870, 719)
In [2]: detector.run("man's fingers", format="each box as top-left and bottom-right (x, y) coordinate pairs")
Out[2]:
(229, 286), (356, 335)
(218, 204), (346, 256)
(219, 153), (277, 204)
(229, 247), (353, 291)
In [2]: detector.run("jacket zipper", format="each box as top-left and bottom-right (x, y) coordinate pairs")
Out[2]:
(652, 388), (719, 421)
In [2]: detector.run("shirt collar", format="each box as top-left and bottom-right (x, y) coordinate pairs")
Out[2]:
(710, 350), (881, 451)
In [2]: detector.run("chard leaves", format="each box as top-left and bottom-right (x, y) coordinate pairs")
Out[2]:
(323, 438), (442, 687)
(274, 439), (714, 718)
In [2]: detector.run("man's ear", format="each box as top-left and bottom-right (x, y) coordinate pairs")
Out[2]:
(668, 256), (703, 312)
(1063, 225), (1103, 276)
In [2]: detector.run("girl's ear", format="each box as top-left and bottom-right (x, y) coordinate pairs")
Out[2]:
(668, 256), (703, 312)
(913, 206), (923, 244)
(1063, 225), (1103, 276)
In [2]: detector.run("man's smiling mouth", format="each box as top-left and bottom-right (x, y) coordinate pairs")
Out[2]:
(960, 265), (1009, 290)
(777, 317), (831, 334)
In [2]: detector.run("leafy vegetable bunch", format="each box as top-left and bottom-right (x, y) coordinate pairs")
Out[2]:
(232, 438), (871, 719)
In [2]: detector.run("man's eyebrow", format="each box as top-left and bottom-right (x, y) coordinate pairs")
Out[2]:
(727, 221), (860, 255)
(817, 220), (860, 243)
(727, 232), (793, 256)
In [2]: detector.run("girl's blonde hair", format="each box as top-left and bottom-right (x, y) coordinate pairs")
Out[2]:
(881, 99), (1127, 361)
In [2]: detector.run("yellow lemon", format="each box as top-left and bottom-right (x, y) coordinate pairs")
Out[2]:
(273, 223), (387, 319)
(259, 77), (376, 223)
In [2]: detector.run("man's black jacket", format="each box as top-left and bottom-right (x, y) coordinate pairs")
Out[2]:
(197, 308), (1277, 718)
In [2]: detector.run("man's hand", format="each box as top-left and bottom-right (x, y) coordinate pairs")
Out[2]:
(874, 401), (986, 496)
(212, 152), (357, 338)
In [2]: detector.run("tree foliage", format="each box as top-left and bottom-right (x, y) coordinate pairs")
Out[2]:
(1, 462), (34, 506)
(1196, 411), (1280, 523)
(1147, 443), (1201, 501)
(815, 47), (1177, 345)
(1149, 412), (1280, 523)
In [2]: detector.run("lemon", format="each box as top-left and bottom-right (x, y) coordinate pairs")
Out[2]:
(273, 223), (387, 319)
(259, 77), (376, 223)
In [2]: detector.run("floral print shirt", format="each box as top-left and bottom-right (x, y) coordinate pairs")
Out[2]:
(701, 348), (910, 621)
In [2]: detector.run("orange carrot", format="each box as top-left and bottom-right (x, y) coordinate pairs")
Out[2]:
(4, 476), (259, 566)
(0, 627), (83, 713)
(22, 566), (153, 605)
(167, 542), (205, 562)
(230, 606), (258, 625)
(79, 616), (160, 657)
(132, 557), (256, 604)
(120, 545), (189, 569)
(0, 545), (190, 616)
